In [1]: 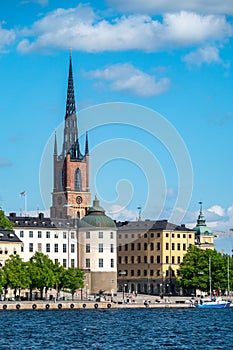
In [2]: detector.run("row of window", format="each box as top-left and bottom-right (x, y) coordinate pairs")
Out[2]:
(54, 258), (75, 268)
(22, 243), (76, 253)
(86, 232), (115, 239)
(119, 232), (192, 239)
(118, 255), (182, 264)
(119, 269), (175, 277)
(85, 243), (115, 253)
(119, 242), (189, 251)
(85, 258), (115, 268)
(0, 249), (17, 255)
(19, 230), (76, 239)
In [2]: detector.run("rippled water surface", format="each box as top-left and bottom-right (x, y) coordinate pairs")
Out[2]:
(0, 308), (232, 349)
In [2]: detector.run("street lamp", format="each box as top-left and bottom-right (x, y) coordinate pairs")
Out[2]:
(119, 270), (126, 300)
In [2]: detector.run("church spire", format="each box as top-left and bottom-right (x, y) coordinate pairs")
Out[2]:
(65, 51), (76, 119)
(54, 131), (57, 155)
(62, 51), (78, 158)
(196, 201), (206, 227)
(85, 131), (89, 156)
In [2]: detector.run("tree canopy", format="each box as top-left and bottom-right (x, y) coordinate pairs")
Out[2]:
(0, 210), (14, 230)
(178, 245), (232, 295)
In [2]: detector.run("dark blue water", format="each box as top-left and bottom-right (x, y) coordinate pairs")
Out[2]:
(0, 308), (232, 349)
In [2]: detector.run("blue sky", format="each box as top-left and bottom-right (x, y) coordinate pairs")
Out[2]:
(0, 0), (233, 252)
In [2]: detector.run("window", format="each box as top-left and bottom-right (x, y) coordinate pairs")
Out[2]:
(183, 234), (186, 238)
(172, 243), (175, 250)
(144, 256), (147, 263)
(110, 232), (114, 239)
(150, 243), (154, 250)
(125, 256), (128, 264)
(86, 244), (90, 253)
(157, 242), (160, 250)
(177, 243), (181, 251)
(177, 256), (181, 264)
(131, 233), (135, 238)
(71, 232), (75, 239)
(177, 234), (180, 238)
(157, 256), (160, 263)
(37, 243), (42, 252)
(166, 256), (169, 264)
(99, 258), (103, 268)
(54, 259), (58, 264)
(99, 243), (103, 253)
(99, 232), (103, 239)
(172, 256), (175, 264)
(125, 244), (128, 251)
(110, 244), (114, 253)
(46, 231), (50, 239)
(166, 242), (169, 250)
(131, 270), (134, 276)
(138, 256), (141, 263)
(63, 259), (67, 268)
(63, 232), (67, 239)
(166, 270), (169, 277)
(150, 270), (153, 276)
(111, 259), (114, 268)
(157, 233), (160, 238)
(74, 168), (82, 191)
(144, 243), (147, 250)
(71, 244), (75, 253)
(189, 234), (192, 238)
(118, 256), (122, 264)
(144, 233), (147, 238)
(119, 244), (122, 251)
(157, 270), (160, 276)
(86, 232), (90, 239)
(125, 234), (128, 239)
(20, 231), (24, 238)
(131, 243), (135, 251)
(119, 234), (122, 239)
(166, 233), (169, 237)
(29, 243), (33, 252)
(86, 258), (90, 268)
(21, 244), (24, 252)
(29, 231), (33, 238)
(137, 243), (141, 250)
(63, 244), (67, 253)
(144, 270), (147, 276)
(137, 269), (141, 276)
(131, 256), (134, 263)
(46, 244), (50, 253)
(151, 233), (154, 238)
(71, 259), (75, 268)
(54, 244), (58, 253)
(183, 243), (186, 251)
(150, 256), (154, 263)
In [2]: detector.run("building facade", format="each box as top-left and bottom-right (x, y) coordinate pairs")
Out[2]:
(77, 197), (117, 295)
(117, 220), (195, 295)
(50, 53), (91, 220)
(0, 228), (22, 267)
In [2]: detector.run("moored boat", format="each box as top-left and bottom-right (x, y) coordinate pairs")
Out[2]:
(196, 297), (231, 309)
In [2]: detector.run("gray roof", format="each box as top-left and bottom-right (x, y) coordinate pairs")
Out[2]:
(116, 220), (194, 232)
(0, 229), (22, 243)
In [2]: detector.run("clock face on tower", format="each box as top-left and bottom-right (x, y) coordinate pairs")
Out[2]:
(76, 196), (83, 204)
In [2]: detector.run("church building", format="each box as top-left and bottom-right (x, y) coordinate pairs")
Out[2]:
(50, 53), (91, 220)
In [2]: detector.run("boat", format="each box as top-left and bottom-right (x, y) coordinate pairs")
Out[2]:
(196, 297), (231, 309)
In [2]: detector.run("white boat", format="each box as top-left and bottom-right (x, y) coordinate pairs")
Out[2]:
(197, 297), (231, 309)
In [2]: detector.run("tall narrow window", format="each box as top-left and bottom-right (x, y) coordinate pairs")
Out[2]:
(74, 168), (82, 191)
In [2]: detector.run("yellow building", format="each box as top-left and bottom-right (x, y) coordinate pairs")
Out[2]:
(117, 220), (195, 295)
(0, 229), (22, 267)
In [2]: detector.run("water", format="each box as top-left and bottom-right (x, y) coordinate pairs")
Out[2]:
(0, 308), (232, 349)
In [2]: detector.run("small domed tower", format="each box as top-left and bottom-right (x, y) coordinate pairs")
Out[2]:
(193, 202), (214, 250)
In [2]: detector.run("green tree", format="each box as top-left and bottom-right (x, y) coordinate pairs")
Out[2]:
(61, 267), (84, 300)
(0, 209), (14, 230)
(28, 252), (57, 299)
(3, 255), (30, 298)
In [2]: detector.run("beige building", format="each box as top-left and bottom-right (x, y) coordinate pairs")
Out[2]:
(117, 220), (195, 295)
(77, 197), (117, 296)
(0, 229), (22, 267)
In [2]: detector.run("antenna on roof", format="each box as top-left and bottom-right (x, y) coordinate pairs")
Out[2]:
(137, 206), (142, 221)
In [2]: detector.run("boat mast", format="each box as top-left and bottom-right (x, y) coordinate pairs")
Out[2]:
(227, 255), (230, 296)
(209, 256), (212, 297)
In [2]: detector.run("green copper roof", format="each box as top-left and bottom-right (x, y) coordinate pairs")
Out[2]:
(81, 196), (116, 228)
(193, 202), (213, 236)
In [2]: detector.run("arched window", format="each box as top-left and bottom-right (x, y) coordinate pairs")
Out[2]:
(74, 168), (82, 191)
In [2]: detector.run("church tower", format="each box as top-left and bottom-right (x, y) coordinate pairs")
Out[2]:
(50, 53), (91, 219)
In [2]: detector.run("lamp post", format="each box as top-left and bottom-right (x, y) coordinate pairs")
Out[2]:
(119, 270), (126, 300)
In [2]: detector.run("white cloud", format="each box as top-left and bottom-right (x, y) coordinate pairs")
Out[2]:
(183, 46), (224, 66)
(106, 204), (137, 221)
(107, 0), (233, 15)
(0, 23), (16, 52)
(16, 5), (233, 53)
(84, 63), (170, 96)
(208, 205), (225, 217)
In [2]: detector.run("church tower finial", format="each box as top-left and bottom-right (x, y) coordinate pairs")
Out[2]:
(65, 50), (76, 119)
(54, 131), (57, 155)
(85, 131), (89, 156)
